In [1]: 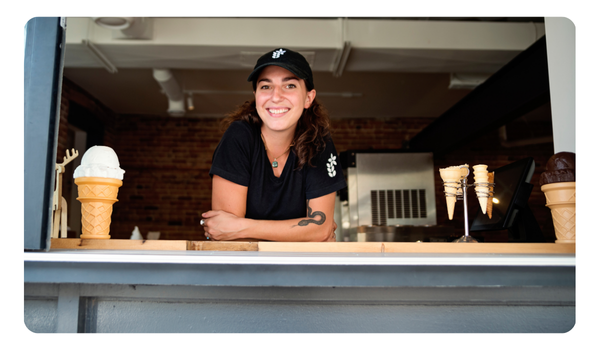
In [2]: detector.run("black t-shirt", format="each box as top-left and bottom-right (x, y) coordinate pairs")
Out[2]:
(209, 120), (347, 220)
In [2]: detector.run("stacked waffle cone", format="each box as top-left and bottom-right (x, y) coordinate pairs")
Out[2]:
(473, 164), (489, 214)
(440, 164), (494, 220)
(439, 165), (466, 220)
(75, 177), (122, 239)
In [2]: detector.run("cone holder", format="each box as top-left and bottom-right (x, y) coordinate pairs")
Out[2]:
(442, 165), (495, 243)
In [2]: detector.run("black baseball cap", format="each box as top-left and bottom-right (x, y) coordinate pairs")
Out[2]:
(247, 48), (314, 91)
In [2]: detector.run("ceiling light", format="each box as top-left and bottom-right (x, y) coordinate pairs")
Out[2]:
(93, 17), (134, 30)
(449, 73), (491, 89)
(92, 17), (153, 40)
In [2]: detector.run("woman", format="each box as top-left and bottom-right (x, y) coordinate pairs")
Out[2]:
(201, 48), (346, 242)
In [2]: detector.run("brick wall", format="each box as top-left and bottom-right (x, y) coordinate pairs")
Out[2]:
(109, 116), (224, 240)
(58, 78), (556, 242)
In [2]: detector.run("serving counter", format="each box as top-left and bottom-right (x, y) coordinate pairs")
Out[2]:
(24, 240), (575, 333)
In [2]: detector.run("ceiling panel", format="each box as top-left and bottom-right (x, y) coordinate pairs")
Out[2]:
(62, 17), (545, 119)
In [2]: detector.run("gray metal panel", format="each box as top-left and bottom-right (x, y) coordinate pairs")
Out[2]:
(91, 300), (574, 333)
(24, 283), (575, 333)
(356, 153), (436, 226)
(24, 283), (576, 305)
(56, 284), (80, 333)
(24, 17), (66, 251)
(24, 298), (58, 333)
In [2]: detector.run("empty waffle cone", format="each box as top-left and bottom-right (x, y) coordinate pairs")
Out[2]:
(445, 197), (456, 220)
(477, 197), (488, 215)
(474, 177), (489, 214)
(486, 172), (494, 219)
(473, 164), (489, 214)
(75, 177), (122, 239)
(440, 167), (462, 220)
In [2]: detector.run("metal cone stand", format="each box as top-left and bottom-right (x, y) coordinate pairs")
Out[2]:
(440, 165), (476, 243)
(442, 165), (495, 243)
(454, 168), (477, 243)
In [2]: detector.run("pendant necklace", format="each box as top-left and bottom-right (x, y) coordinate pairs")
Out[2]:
(261, 133), (293, 168)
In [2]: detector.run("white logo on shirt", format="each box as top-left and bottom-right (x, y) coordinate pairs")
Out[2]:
(326, 154), (337, 178)
(272, 49), (286, 59)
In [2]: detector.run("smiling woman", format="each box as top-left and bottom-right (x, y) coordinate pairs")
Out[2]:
(201, 48), (347, 242)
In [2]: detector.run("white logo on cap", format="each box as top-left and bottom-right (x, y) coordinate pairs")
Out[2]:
(272, 49), (286, 59)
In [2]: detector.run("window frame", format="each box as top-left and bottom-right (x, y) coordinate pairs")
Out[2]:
(24, 17), (66, 251)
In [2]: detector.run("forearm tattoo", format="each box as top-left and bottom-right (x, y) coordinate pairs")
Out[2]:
(294, 200), (326, 227)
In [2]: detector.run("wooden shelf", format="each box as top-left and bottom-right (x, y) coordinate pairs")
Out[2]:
(51, 239), (575, 254)
(257, 242), (575, 254)
(51, 238), (188, 251)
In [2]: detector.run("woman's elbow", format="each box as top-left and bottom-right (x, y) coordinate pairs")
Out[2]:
(314, 221), (336, 242)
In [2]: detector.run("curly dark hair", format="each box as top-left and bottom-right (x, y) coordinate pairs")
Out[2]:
(221, 97), (332, 170)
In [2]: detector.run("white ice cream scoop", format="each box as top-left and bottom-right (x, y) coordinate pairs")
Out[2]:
(73, 145), (125, 180)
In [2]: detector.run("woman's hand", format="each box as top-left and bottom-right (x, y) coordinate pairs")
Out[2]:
(324, 221), (338, 242)
(201, 210), (247, 241)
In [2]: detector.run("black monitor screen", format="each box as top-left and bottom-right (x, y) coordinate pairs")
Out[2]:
(470, 157), (535, 232)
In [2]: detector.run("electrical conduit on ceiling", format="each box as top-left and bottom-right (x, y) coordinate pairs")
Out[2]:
(498, 125), (553, 148)
(152, 69), (185, 117)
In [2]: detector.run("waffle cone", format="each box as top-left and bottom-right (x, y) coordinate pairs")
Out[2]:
(446, 196), (456, 220)
(440, 167), (461, 220)
(75, 177), (122, 239)
(474, 173), (488, 214)
(486, 172), (494, 219)
(477, 197), (487, 214)
(541, 182), (576, 243)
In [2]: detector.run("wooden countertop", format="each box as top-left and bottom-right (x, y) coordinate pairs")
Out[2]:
(50, 238), (575, 254)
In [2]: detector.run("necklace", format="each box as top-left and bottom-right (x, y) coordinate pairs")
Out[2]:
(261, 133), (293, 168)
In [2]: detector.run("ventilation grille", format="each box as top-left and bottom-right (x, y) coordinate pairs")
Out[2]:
(371, 189), (427, 225)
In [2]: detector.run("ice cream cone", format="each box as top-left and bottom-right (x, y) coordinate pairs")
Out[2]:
(445, 197), (456, 220)
(486, 172), (494, 219)
(440, 167), (462, 220)
(541, 182), (576, 243)
(473, 164), (489, 214)
(75, 177), (122, 239)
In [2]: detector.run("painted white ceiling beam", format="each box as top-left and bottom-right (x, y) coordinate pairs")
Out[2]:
(346, 19), (545, 50)
(66, 17), (343, 47)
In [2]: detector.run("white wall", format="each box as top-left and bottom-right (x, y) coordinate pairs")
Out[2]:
(545, 17), (576, 154)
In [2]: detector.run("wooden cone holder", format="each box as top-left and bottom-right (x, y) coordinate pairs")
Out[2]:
(52, 149), (79, 238)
